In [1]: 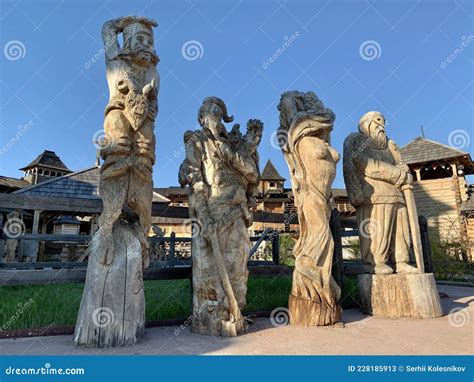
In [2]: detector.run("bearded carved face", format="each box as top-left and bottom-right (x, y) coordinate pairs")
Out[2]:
(123, 24), (156, 66)
(359, 112), (387, 148)
(369, 117), (387, 147)
(198, 103), (225, 138)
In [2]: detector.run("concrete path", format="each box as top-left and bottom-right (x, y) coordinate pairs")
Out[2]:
(0, 285), (472, 355)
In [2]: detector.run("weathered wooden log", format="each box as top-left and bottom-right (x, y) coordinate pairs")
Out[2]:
(357, 273), (443, 318)
(289, 294), (342, 326)
(74, 223), (145, 347)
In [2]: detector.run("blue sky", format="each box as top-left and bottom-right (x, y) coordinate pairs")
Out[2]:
(1, 0), (473, 188)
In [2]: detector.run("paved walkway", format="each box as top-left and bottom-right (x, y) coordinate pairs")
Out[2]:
(0, 285), (472, 355)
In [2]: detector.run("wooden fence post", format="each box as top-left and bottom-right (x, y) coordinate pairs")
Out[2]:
(330, 208), (344, 288)
(271, 230), (279, 265)
(419, 215), (434, 273)
(169, 232), (176, 266)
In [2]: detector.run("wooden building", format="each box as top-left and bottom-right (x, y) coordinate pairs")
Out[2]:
(19, 150), (72, 185)
(0, 176), (29, 193)
(5, 140), (471, 260)
(155, 160), (355, 235)
(400, 137), (474, 257)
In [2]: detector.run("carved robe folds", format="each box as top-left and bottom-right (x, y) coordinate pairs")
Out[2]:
(343, 111), (443, 319)
(277, 91), (342, 326)
(179, 97), (262, 336)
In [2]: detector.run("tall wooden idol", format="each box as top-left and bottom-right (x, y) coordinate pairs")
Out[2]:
(75, 16), (159, 347)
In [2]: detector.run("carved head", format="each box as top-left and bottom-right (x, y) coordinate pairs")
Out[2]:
(358, 111), (387, 147)
(198, 97), (233, 139)
(122, 22), (158, 66)
(278, 91), (334, 152)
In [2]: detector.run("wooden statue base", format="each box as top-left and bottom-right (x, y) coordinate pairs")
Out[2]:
(74, 222), (145, 347)
(357, 273), (443, 319)
(192, 317), (248, 337)
(288, 294), (342, 326)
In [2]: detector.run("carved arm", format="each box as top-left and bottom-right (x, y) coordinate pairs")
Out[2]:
(353, 154), (404, 186)
(220, 143), (259, 183)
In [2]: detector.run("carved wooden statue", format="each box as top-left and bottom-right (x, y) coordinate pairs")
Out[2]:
(277, 90), (341, 326)
(178, 97), (262, 336)
(75, 16), (159, 347)
(3, 210), (21, 263)
(343, 111), (443, 318)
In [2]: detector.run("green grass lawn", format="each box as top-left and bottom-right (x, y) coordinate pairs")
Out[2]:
(0, 276), (360, 331)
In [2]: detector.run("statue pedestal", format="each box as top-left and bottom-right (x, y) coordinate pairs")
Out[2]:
(357, 273), (443, 318)
(74, 222), (145, 347)
(191, 316), (248, 337)
(289, 294), (342, 326)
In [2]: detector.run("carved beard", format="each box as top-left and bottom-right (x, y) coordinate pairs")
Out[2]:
(125, 92), (149, 131)
(204, 118), (227, 141)
(371, 128), (387, 149)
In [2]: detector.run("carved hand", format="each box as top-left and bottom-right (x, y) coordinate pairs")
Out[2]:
(247, 119), (263, 131)
(396, 166), (412, 188)
(403, 172), (414, 186)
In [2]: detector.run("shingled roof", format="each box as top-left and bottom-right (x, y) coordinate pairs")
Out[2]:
(154, 186), (189, 197)
(261, 160), (286, 181)
(19, 150), (71, 172)
(15, 166), (101, 199)
(0, 176), (29, 190)
(14, 166), (170, 203)
(400, 137), (470, 165)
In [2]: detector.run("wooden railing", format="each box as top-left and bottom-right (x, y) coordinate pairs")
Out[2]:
(0, 211), (435, 286)
(0, 229), (280, 268)
(329, 210), (434, 284)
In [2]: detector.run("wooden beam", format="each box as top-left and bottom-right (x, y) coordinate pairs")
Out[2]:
(0, 193), (356, 224)
(0, 193), (102, 213)
(0, 265), (294, 286)
(414, 168), (421, 181)
(32, 210), (41, 234)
